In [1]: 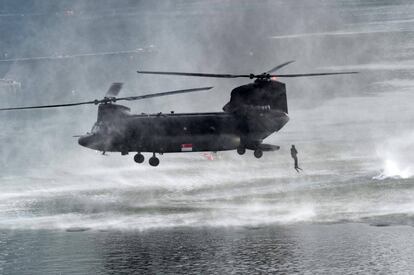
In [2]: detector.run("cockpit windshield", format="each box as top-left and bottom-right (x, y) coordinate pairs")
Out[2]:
(91, 122), (105, 134)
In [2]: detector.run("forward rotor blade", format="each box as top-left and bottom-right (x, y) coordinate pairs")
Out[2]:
(267, 60), (295, 74)
(138, 70), (249, 78)
(0, 101), (97, 111)
(0, 87), (214, 111)
(273, 72), (358, 77)
(117, 87), (213, 101)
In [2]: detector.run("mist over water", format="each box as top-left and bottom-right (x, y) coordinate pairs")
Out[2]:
(1, 0), (414, 233)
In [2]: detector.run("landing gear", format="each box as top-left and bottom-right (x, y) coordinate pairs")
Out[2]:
(237, 147), (246, 155)
(134, 153), (145, 163)
(254, 149), (263, 159)
(149, 153), (160, 167)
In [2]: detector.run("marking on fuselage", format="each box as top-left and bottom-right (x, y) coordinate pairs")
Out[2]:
(181, 143), (193, 152)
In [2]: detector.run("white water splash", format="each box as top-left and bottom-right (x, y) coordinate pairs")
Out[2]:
(375, 132), (414, 180)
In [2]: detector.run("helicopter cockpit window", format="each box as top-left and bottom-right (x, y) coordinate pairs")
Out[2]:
(91, 122), (106, 134)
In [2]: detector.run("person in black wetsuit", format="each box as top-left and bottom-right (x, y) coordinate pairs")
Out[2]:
(290, 145), (302, 172)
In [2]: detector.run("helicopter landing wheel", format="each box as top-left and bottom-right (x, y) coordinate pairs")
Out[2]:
(254, 149), (263, 159)
(149, 155), (160, 167)
(237, 147), (246, 155)
(134, 153), (145, 164)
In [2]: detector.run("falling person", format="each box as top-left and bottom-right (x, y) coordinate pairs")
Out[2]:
(290, 145), (303, 172)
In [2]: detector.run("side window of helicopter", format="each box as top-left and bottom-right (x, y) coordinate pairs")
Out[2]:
(91, 123), (99, 134)
(91, 122), (104, 134)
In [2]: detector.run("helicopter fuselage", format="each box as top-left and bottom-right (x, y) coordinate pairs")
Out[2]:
(78, 79), (290, 162)
(78, 108), (289, 154)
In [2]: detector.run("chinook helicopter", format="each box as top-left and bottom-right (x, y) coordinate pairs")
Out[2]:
(0, 62), (356, 166)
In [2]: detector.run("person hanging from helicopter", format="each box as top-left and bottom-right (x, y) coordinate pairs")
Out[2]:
(290, 145), (302, 172)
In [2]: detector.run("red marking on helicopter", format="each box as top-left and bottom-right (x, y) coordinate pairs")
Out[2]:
(271, 76), (278, 81)
(181, 144), (193, 152)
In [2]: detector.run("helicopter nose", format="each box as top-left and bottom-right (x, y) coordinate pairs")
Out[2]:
(78, 134), (93, 148)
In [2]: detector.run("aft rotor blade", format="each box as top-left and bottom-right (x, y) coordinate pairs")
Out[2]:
(267, 60), (295, 74)
(138, 70), (358, 79)
(138, 70), (250, 78)
(117, 87), (213, 101)
(0, 101), (97, 111)
(105, 82), (123, 97)
(273, 72), (358, 77)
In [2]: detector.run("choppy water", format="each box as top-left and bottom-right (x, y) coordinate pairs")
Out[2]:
(1, 224), (414, 274)
(1, 0), (414, 273)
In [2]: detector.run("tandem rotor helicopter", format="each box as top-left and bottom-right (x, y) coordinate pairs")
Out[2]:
(0, 62), (357, 166)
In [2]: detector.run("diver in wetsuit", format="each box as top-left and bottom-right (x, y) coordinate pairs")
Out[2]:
(290, 145), (302, 172)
